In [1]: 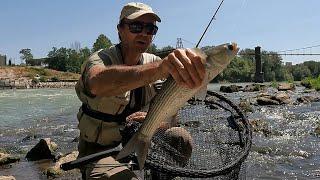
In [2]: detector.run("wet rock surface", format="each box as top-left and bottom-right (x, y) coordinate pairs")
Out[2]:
(25, 138), (58, 161)
(0, 153), (20, 166)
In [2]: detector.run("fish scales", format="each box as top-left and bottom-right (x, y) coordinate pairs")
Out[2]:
(117, 43), (239, 169)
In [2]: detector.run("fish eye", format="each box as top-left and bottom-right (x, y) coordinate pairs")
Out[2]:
(227, 44), (234, 51)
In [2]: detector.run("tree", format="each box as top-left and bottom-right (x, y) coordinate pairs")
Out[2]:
(92, 34), (112, 52)
(146, 43), (158, 54)
(19, 48), (33, 65)
(46, 46), (91, 73)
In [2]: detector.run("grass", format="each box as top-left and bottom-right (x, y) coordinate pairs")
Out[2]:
(0, 66), (80, 81)
(302, 76), (320, 91)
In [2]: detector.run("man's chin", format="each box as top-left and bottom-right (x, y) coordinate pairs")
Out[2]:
(135, 45), (149, 53)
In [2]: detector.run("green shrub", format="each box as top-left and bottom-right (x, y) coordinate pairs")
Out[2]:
(270, 80), (278, 88)
(51, 76), (60, 82)
(39, 76), (47, 82)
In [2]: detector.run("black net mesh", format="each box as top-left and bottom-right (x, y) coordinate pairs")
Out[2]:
(142, 91), (252, 179)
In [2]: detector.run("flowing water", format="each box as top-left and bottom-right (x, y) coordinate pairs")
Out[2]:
(0, 85), (319, 179)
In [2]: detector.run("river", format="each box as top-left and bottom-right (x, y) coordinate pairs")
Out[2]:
(0, 85), (319, 179)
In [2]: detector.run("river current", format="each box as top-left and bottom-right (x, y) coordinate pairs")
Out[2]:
(0, 85), (319, 179)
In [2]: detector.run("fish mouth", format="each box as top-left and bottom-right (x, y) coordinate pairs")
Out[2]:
(227, 43), (238, 52)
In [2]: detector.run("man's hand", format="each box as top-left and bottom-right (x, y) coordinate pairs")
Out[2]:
(160, 49), (206, 89)
(126, 111), (147, 123)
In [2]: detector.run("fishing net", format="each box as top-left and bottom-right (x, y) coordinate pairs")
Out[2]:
(139, 90), (252, 179)
(61, 90), (252, 179)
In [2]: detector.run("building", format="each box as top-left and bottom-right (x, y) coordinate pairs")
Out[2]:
(0, 54), (6, 66)
(285, 62), (293, 66)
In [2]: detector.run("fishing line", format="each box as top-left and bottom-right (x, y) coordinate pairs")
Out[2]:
(196, 0), (225, 48)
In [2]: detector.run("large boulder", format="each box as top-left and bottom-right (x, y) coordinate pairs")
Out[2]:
(26, 138), (58, 161)
(45, 151), (79, 178)
(0, 153), (20, 165)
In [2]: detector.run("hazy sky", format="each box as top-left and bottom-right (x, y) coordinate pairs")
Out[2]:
(1, 0), (319, 64)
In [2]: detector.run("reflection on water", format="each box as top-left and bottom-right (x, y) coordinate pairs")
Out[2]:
(0, 86), (320, 179)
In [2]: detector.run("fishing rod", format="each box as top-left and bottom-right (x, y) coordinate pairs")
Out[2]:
(156, 0), (225, 58)
(196, 0), (225, 48)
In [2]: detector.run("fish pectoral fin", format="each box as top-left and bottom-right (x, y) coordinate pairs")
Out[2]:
(194, 85), (208, 101)
(136, 138), (151, 170)
(116, 133), (151, 170)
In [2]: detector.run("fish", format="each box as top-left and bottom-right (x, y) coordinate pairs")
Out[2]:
(116, 42), (239, 169)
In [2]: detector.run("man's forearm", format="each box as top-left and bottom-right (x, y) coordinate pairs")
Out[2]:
(88, 60), (167, 97)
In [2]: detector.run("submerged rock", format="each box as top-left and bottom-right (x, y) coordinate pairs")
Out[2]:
(45, 151), (79, 178)
(0, 153), (20, 165)
(249, 119), (271, 137)
(183, 121), (201, 128)
(26, 138), (58, 161)
(314, 126), (320, 136)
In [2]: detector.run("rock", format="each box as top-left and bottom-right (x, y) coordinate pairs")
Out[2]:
(220, 85), (240, 93)
(257, 97), (280, 105)
(26, 138), (58, 161)
(249, 119), (271, 137)
(183, 121), (201, 128)
(21, 134), (39, 142)
(273, 92), (291, 104)
(297, 96), (320, 103)
(0, 176), (16, 180)
(243, 84), (264, 92)
(45, 151), (79, 178)
(238, 99), (253, 112)
(314, 126), (320, 136)
(71, 136), (79, 143)
(0, 153), (20, 165)
(278, 83), (295, 91)
(303, 89), (316, 93)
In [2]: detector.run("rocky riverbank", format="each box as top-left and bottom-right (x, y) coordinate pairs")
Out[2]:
(0, 78), (77, 89)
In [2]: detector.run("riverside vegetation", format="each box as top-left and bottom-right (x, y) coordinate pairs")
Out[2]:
(12, 34), (320, 86)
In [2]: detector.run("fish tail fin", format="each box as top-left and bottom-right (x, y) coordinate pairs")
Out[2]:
(116, 133), (151, 170)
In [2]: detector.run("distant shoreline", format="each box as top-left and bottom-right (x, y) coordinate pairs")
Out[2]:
(0, 79), (77, 89)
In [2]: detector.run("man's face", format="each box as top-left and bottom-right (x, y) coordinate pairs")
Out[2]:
(119, 15), (157, 53)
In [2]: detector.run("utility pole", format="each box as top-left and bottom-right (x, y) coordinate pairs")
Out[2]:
(254, 46), (264, 83)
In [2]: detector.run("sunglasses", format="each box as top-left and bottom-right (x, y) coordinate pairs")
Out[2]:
(122, 21), (158, 35)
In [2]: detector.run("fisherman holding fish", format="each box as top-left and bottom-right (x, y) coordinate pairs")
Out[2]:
(75, 2), (207, 179)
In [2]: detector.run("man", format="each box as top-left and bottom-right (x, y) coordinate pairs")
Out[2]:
(75, 2), (206, 179)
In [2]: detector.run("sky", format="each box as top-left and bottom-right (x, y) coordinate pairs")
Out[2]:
(0, 0), (319, 65)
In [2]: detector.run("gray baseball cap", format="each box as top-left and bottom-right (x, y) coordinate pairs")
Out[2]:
(120, 2), (161, 22)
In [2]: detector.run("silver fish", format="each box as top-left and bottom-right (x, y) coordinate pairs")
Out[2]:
(116, 43), (239, 169)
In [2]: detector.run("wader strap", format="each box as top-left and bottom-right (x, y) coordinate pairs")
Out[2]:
(81, 87), (144, 124)
(81, 104), (126, 124)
